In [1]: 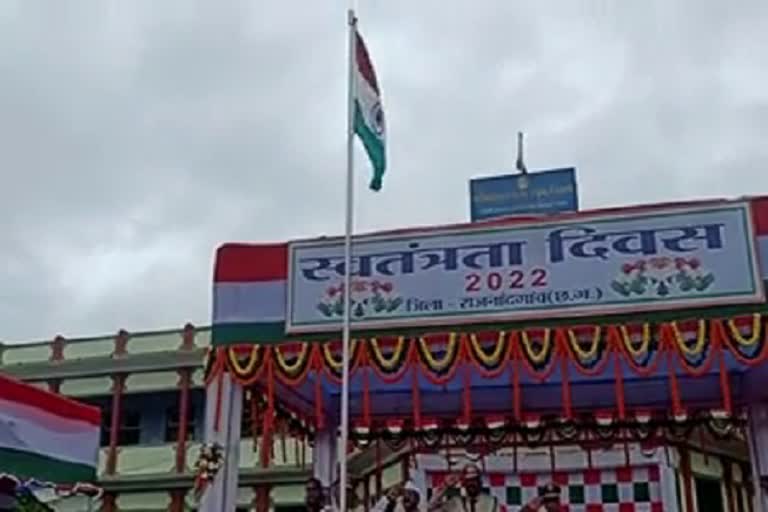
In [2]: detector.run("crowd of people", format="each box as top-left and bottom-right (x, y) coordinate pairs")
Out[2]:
(303, 464), (562, 512)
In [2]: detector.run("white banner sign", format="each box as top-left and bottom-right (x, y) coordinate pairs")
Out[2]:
(286, 202), (763, 333)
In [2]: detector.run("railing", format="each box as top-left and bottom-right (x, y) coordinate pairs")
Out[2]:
(0, 323), (210, 367)
(185, 439), (312, 472)
(114, 444), (177, 476)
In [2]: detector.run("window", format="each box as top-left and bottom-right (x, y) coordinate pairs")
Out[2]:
(165, 405), (196, 442)
(100, 410), (112, 447)
(694, 477), (725, 512)
(118, 410), (142, 445)
(100, 409), (142, 446)
(274, 506), (305, 512)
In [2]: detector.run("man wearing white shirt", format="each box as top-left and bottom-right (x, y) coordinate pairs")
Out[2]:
(372, 481), (423, 512)
(428, 465), (499, 512)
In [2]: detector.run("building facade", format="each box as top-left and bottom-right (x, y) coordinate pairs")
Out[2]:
(0, 325), (310, 511)
(2, 324), (755, 512)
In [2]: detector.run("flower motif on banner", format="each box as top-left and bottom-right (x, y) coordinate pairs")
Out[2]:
(611, 257), (715, 297)
(316, 279), (403, 319)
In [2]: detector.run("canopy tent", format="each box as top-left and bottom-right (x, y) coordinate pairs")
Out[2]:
(207, 316), (764, 438)
(200, 195), (768, 511)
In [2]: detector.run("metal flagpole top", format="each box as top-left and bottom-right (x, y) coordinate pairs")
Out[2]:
(515, 131), (528, 175)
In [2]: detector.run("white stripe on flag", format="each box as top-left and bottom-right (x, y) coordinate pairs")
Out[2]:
(0, 405), (99, 467)
(758, 236), (768, 275)
(213, 281), (287, 324)
(355, 68), (383, 138)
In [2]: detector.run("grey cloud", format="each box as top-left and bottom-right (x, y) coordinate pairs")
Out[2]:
(1, 0), (767, 341)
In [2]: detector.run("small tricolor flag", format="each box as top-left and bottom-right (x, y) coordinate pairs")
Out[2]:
(353, 27), (386, 191)
(0, 374), (100, 484)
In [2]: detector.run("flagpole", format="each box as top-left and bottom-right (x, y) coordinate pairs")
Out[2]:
(339, 7), (357, 512)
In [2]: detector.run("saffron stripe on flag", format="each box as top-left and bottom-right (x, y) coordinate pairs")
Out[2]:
(752, 196), (768, 235)
(0, 374), (100, 427)
(355, 32), (379, 94)
(214, 244), (288, 283)
(0, 398), (99, 435)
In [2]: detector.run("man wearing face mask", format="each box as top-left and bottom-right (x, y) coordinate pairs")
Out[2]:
(429, 464), (498, 512)
(520, 483), (561, 512)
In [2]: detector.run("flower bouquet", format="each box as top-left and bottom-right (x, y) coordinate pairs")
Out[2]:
(193, 442), (225, 500)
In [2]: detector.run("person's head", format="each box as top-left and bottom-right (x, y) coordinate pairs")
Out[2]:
(305, 478), (324, 510)
(461, 464), (482, 497)
(402, 481), (422, 511)
(540, 483), (561, 512)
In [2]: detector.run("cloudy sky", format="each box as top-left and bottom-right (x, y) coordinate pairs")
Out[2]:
(1, 1), (766, 342)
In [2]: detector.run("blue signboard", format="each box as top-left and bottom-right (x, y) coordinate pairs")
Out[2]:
(470, 167), (578, 221)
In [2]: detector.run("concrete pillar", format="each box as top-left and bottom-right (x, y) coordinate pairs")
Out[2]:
(199, 372), (244, 512)
(175, 369), (192, 472)
(105, 374), (125, 475)
(255, 484), (272, 512)
(747, 402), (768, 511)
(313, 417), (339, 489)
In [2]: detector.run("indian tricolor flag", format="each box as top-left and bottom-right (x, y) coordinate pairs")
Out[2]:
(353, 26), (386, 192)
(0, 373), (100, 483)
(213, 243), (289, 345)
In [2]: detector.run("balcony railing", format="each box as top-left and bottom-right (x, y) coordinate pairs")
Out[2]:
(115, 444), (177, 475)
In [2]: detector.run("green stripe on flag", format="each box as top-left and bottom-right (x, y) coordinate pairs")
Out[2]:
(0, 447), (96, 484)
(354, 101), (386, 191)
(212, 322), (287, 346)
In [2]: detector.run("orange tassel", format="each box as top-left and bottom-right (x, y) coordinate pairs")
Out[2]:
(610, 328), (626, 420)
(510, 332), (522, 421)
(411, 365), (422, 428)
(250, 388), (260, 441)
(557, 330), (573, 419)
(314, 350), (325, 430)
(714, 321), (733, 414)
(213, 348), (225, 433)
(260, 353), (275, 468)
(362, 365), (372, 426)
(461, 339), (472, 424)
(662, 325), (684, 415)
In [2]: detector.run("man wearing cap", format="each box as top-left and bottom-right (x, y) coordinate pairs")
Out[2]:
(428, 464), (498, 512)
(520, 483), (561, 512)
(372, 481), (422, 512)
